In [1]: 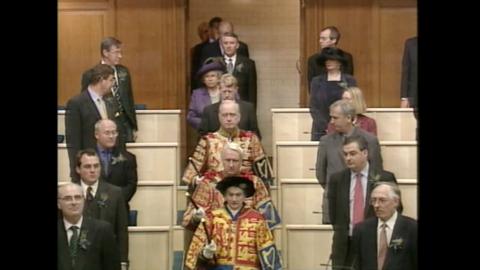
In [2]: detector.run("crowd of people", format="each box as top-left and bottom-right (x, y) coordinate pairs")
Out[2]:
(59, 14), (417, 270)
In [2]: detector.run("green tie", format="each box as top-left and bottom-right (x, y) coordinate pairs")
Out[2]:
(69, 226), (79, 266)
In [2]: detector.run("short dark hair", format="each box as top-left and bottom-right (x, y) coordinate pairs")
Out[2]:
(89, 64), (114, 85)
(101, 37), (122, 57)
(343, 135), (368, 151)
(321, 26), (341, 44)
(208, 16), (223, 28)
(75, 149), (99, 168)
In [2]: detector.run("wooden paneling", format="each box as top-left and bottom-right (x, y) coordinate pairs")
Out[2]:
(128, 228), (170, 270)
(129, 184), (174, 226)
(285, 226), (333, 269)
(58, 10), (112, 105)
(276, 143), (318, 179)
(116, 0), (186, 110)
(127, 143), (179, 182)
(282, 182), (324, 224)
(380, 142), (417, 179)
(300, 0), (417, 107)
(398, 180), (417, 219)
(379, 5), (417, 107)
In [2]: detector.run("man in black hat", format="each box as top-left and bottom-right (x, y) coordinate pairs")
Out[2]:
(307, 26), (355, 91)
(184, 176), (282, 270)
(310, 47), (357, 140)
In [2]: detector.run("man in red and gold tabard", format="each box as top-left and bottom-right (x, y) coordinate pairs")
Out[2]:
(182, 143), (281, 232)
(182, 100), (266, 186)
(185, 176), (282, 270)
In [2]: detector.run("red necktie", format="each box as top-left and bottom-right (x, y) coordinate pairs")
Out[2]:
(352, 173), (364, 225)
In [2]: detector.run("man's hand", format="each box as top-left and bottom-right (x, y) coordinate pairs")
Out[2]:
(192, 207), (206, 222)
(400, 99), (410, 108)
(202, 240), (217, 259)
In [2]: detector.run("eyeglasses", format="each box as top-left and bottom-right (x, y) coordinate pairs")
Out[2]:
(58, 195), (83, 202)
(102, 130), (118, 136)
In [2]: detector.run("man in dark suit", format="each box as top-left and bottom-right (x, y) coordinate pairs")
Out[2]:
(352, 182), (417, 270)
(199, 73), (261, 139)
(316, 100), (383, 224)
(307, 26), (354, 91)
(190, 21), (211, 91)
(219, 32), (257, 107)
(94, 119), (138, 213)
(58, 183), (120, 270)
(400, 36), (418, 119)
(81, 37), (138, 143)
(66, 64), (117, 181)
(199, 21), (250, 67)
(73, 149), (129, 270)
(328, 135), (399, 270)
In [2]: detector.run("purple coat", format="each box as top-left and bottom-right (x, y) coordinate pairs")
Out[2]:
(187, 88), (214, 130)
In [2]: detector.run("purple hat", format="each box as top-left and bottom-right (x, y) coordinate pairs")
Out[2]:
(196, 61), (225, 79)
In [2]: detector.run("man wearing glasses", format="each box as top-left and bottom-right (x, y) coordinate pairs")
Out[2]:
(58, 183), (120, 270)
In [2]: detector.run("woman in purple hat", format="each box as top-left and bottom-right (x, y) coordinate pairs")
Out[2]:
(187, 59), (226, 130)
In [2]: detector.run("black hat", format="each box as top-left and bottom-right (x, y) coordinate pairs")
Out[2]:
(216, 176), (255, 197)
(316, 47), (347, 67)
(196, 61), (225, 79)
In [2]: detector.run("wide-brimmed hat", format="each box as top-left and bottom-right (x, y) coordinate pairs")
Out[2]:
(196, 61), (225, 79)
(216, 176), (255, 197)
(316, 47), (347, 67)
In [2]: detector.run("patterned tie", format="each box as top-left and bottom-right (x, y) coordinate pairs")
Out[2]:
(352, 173), (364, 225)
(97, 98), (108, 119)
(86, 186), (94, 203)
(227, 58), (234, 73)
(378, 223), (388, 270)
(69, 226), (79, 266)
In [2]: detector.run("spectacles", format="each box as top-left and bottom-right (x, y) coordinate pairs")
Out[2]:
(58, 195), (83, 202)
(102, 130), (118, 136)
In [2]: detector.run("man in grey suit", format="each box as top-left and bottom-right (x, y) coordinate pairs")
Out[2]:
(73, 149), (129, 270)
(199, 73), (261, 139)
(58, 183), (120, 270)
(316, 100), (383, 224)
(352, 182), (417, 270)
(66, 64), (117, 182)
(328, 135), (398, 269)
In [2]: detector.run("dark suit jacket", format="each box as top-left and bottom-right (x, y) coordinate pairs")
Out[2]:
(307, 49), (354, 91)
(81, 65), (138, 134)
(82, 181), (129, 263)
(190, 40), (210, 91)
(97, 146), (138, 211)
(228, 55), (257, 107)
(198, 100), (261, 139)
(58, 217), (120, 270)
(199, 39), (250, 66)
(328, 169), (398, 268)
(352, 215), (417, 270)
(316, 127), (383, 224)
(65, 91), (116, 181)
(400, 37), (417, 113)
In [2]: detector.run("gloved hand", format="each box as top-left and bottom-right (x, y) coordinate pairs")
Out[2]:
(192, 207), (205, 222)
(202, 240), (217, 259)
(195, 175), (204, 184)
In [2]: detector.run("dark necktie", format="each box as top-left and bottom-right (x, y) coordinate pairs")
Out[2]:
(227, 58), (234, 73)
(102, 150), (111, 174)
(112, 67), (125, 114)
(378, 223), (388, 270)
(352, 173), (364, 225)
(69, 226), (79, 266)
(86, 186), (94, 203)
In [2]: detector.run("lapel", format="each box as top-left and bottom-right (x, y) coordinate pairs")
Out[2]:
(342, 170), (351, 221)
(95, 181), (109, 220)
(58, 219), (74, 270)
(233, 56), (245, 75)
(74, 217), (96, 270)
(383, 215), (404, 269)
(368, 219), (380, 269)
(84, 91), (102, 120)
(333, 133), (346, 165)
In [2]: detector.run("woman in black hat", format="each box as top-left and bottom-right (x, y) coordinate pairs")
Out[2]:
(187, 58), (226, 130)
(309, 47), (357, 141)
